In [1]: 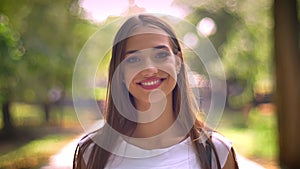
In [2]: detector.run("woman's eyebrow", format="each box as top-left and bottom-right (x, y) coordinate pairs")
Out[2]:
(125, 45), (169, 55)
(125, 49), (140, 55)
(153, 45), (169, 50)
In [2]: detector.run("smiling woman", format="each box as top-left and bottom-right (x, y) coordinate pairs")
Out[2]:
(122, 33), (180, 107)
(73, 14), (239, 169)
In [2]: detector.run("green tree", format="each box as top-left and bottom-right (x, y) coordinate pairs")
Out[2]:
(0, 0), (97, 132)
(0, 14), (24, 134)
(177, 0), (274, 108)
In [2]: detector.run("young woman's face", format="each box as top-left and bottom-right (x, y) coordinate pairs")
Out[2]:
(121, 27), (181, 105)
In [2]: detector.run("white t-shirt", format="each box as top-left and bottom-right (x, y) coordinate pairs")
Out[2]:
(80, 132), (232, 169)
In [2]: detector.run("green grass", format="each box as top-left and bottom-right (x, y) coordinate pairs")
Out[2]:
(10, 103), (43, 126)
(0, 103), (82, 169)
(0, 134), (75, 169)
(95, 87), (107, 101)
(218, 107), (278, 160)
(0, 102), (81, 128)
(219, 127), (256, 156)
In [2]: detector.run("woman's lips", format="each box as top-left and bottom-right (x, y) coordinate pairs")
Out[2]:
(137, 77), (166, 90)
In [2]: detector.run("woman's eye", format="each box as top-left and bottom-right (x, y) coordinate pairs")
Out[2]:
(125, 56), (140, 63)
(155, 52), (170, 59)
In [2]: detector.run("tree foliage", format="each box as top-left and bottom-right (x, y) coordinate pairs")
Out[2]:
(178, 0), (274, 107)
(0, 15), (24, 103)
(0, 0), (98, 131)
(0, 14), (24, 133)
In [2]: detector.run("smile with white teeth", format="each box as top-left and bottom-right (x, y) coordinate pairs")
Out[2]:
(141, 80), (160, 86)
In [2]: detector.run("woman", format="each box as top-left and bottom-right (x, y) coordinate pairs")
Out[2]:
(73, 14), (239, 169)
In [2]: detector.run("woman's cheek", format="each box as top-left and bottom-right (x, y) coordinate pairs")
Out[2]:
(123, 68), (138, 89)
(157, 63), (177, 80)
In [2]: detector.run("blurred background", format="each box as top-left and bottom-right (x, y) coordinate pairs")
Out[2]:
(0, 0), (299, 169)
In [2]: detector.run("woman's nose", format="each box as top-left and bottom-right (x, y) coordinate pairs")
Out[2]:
(140, 66), (158, 77)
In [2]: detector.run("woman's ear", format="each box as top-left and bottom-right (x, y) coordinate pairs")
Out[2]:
(176, 52), (182, 74)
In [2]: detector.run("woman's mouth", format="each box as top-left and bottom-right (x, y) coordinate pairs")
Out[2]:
(137, 77), (166, 90)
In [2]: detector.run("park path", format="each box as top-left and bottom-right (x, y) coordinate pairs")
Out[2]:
(41, 135), (83, 169)
(41, 135), (266, 169)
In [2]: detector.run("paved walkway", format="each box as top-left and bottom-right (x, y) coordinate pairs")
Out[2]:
(41, 136), (266, 169)
(41, 136), (83, 169)
(236, 154), (266, 169)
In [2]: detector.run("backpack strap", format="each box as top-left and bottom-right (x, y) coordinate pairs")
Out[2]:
(205, 140), (212, 169)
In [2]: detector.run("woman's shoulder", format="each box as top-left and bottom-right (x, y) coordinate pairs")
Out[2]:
(208, 131), (233, 168)
(78, 130), (99, 147)
(210, 132), (232, 152)
(75, 128), (105, 166)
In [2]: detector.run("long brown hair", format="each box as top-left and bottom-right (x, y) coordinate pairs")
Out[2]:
(73, 14), (221, 169)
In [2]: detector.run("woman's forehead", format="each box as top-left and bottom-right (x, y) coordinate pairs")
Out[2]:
(125, 32), (171, 52)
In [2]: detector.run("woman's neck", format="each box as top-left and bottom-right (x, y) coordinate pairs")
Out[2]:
(125, 94), (188, 149)
(133, 93), (175, 138)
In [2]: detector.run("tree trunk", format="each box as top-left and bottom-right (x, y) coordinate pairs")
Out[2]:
(274, 0), (300, 168)
(43, 103), (50, 122)
(2, 101), (13, 134)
